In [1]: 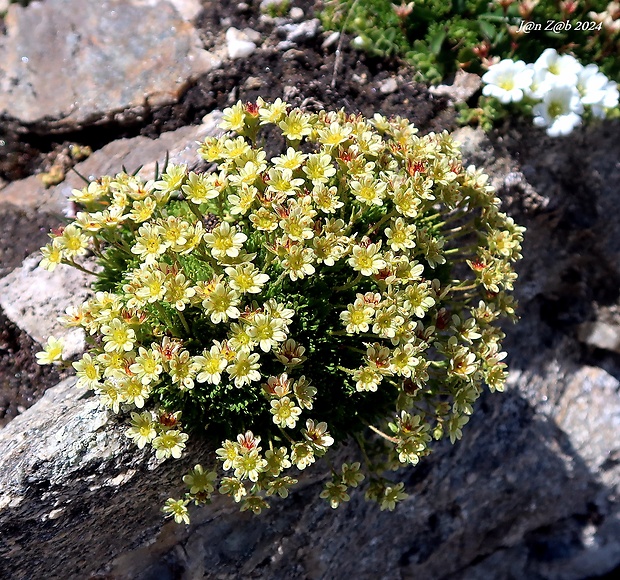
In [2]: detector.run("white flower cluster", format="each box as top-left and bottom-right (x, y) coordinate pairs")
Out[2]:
(481, 48), (619, 136)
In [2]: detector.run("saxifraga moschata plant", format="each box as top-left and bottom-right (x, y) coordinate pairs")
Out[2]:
(37, 100), (524, 522)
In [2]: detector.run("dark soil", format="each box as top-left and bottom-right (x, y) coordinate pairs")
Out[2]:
(0, 206), (69, 426)
(149, 0), (454, 136)
(0, 0), (456, 427)
(0, 206), (61, 278)
(0, 307), (68, 428)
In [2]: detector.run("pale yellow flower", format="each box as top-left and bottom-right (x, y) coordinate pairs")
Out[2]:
(35, 336), (65, 365)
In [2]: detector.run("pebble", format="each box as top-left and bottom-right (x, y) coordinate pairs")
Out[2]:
(282, 49), (305, 61)
(283, 85), (300, 100)
(322, 31), (340, 50)
(428, 70), (482, 102)
(243, 27), (262, 44)
(226, 27), (257, 59)
(379, 77), (398, 94)
(289, 7), (304, 21)
(277, 18), (320, 44)
(244, 76), (263, 90)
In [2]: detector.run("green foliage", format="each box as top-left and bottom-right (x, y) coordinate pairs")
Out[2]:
(321, 0), (620, 85)
(456, 96), (509, 132)
(260, 0), (291, 18)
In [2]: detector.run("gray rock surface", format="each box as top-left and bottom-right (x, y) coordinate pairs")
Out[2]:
(0, 254), (92, 358)
(0, 377), (214, 580)
(1, 122), (620, 579)
(0, 0), (219, 130)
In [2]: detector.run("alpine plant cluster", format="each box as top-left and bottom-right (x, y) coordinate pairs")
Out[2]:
(37, 100), (524, 523)
(482, 48), (619, 136)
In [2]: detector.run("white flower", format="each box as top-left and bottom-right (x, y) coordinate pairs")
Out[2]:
(247, 313), (287, 353)
(577, 64), (609, 103)
(195, 342), (229, 385)
(348, 242), (386, 276)
(225, 264), (269, 294)
(577, 65), (619, 118)
(591, 81), (619, 118)
(36, 336), (65, 365)
(523, 66), (553, 100)
(533, 48), (582, 87)
(481, 59), (534, 104)
(152, 429), (189, 460)
(227, 349), (261, 387)
(204, 222), (247, 260)
(532, 85), (584, 137)
(202, 283), (241, 324)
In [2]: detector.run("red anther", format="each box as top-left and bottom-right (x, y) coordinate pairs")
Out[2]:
(245, 102), (259, 116)
(470, 259), (486, 271)
(159, 412), (178, 428)
(436, 309), (450, 330)
(407, 159), (426, 176)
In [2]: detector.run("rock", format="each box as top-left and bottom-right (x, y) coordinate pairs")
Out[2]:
(167, 0), (203, 21)
(282, 48), (306, 61)
(290, 6), (304, 21)
(0, 254), (92, 357)
(578, 321), (620, 354)
(133, 112), (224, 181)
(244, 76), (263, 90)
(0, 112), (223, 215)
(0, 205), (63, 279)
(226, 27), (257, 59)
(276, 40), (295, 51)
(277, 18), (321, 44)
(1, 346), (619, 578)
(0, 377), (214, 580)
(322, 30), (340, 50)
(242, 27), (262, 44)
(429, 70), (482, 102)
(0, 0), (219, 131)
(283, 85), (300, 101)
(379, 77), (398, 94)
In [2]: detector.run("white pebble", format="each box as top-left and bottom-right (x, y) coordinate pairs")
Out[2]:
(226, 27), (257, 59)
(290, 7), (304, 21)
(379, 78), (398, 94)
